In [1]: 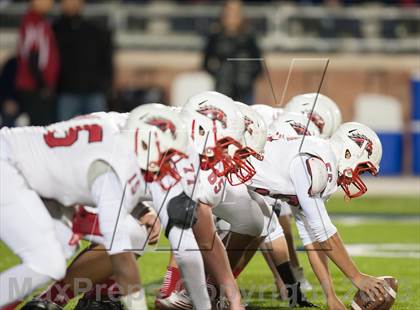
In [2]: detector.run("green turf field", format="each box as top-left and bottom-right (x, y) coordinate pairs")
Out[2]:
(1, 196), (419, 309)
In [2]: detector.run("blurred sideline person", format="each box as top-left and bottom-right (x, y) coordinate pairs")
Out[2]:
(53, 0), (113, 121)
(15, 0), (59, 126)
(202, 0), (262, 104)
(0, 56), (29, 128)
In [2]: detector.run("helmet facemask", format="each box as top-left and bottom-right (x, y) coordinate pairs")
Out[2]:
(338, 161), (378, 199)
(200, 136), (242, 179)
(226, 102), (267, 185)
(226, 146), (261, 185)
(142, 146), (187, 191)
(330, 122), (382, 200)
(183, 91), (247, 181)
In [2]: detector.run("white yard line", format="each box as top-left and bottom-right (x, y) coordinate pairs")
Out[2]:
(346, 243), (420, 259)
(332, 177), (420, 197)
(331, 214), (420, 224)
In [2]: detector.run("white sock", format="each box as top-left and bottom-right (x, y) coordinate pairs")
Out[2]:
(0, 264), (51, 307)
(120, 289), (148, 310)
(170, 227), (211, 310)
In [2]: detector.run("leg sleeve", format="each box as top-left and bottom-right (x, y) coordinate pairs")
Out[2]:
(168, 227), (211, 310)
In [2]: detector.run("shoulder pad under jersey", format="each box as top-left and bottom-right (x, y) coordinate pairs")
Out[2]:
(305, 157), (328, 196)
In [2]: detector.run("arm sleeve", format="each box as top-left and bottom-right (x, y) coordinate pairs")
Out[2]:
(290, 155), (337, 245)
(90, 171), (132, 255)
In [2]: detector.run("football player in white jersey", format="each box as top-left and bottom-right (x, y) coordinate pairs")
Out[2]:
(24, 92), (250, 310)
(259, 94), (343, 296)
(22, 108), (214, 310)
(0, 104), (188, 309)
(257, 111), (320, 300)
(215, 110), (319, 308)
(169, 91), (248, 310)
(155, 97), (277, 310)
(248, 121), (388, 309)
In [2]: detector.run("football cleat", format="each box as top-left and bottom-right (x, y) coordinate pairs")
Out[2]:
(21, 299), (62, 310)
(293, 300), (319, 308)
(74, 297), (124, 310)
(214, 297), (230, 310)
(288, 283), (318, 308)
(155, 290), (193, 310)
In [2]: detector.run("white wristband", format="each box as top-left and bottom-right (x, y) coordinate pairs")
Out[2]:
(120, 288), (148, 310)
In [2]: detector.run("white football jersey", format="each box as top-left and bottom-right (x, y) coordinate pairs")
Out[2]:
(0, 114), (144, 209)
(249, 136), (338, 205)
(177, 142), (227, 206)
(142, 138), (226, 219)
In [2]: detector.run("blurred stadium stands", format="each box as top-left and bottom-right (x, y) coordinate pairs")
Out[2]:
(0, 0), (419, 175)
(0, 1), (419, 52)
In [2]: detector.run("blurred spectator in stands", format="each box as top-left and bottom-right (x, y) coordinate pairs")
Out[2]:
(16, 0), (58, 126)
(53, 0), (113, 121)
(0, 56), (28, 127)
(202, 0), (262, 104)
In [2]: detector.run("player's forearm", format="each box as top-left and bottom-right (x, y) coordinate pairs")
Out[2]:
(319, 232), (361, 283)
(305, 242), (336, 299)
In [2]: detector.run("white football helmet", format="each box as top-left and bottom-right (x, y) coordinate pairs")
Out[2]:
(182, 91), (245, 177)
(251, 104), (284, 127)
(230, 101), (268, 184)
(124, 103), (188, 190)
(285, 93), (341, 138)
(330, 122), (382, 199)
(269, 112), (320, 141)
(322, 95), (342, 133)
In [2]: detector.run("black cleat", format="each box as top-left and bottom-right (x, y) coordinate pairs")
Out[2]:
(295, 300), (319, 308)
(21, 299), (62, 310)
(74, 297), (124, 310)
(288, 283), (318, 308)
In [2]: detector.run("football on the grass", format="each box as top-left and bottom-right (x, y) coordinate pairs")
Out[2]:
(351, 276), (398, 310)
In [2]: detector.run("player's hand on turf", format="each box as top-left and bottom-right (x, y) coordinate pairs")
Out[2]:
(139, 210), (161, 245)
(327, 296), (346, 310)
(353, 273), (387, 302)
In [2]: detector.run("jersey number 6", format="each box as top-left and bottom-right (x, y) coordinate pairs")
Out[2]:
(44, 124), (103, 148)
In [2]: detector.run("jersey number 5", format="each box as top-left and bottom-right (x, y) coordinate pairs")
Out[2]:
(44, 124), (103, 148)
